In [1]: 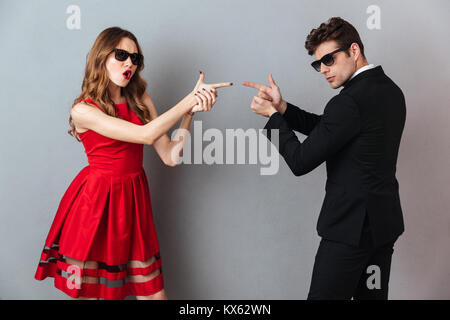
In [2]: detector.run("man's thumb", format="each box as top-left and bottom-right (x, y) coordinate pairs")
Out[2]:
(268, 73), (277, 87)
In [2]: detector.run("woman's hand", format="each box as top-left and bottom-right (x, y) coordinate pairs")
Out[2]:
(190, 71), (233, 113)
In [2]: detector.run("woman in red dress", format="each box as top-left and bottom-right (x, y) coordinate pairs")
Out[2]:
(34, 27), (232, 300)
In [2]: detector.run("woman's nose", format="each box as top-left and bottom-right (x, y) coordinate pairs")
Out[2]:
(124, 56), (132, 67)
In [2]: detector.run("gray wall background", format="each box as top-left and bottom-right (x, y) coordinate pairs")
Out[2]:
(1, 0), (449, 299)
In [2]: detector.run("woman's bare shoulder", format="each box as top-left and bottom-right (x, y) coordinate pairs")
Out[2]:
(72, 100), (102, 114)
(71, 101), (104, 133)
(141, 91), (152, 105)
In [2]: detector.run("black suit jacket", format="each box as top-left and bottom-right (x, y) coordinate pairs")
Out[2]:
(264, 66), (406, 247)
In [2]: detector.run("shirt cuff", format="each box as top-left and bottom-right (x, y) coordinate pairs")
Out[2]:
(264, 112), (284, 130)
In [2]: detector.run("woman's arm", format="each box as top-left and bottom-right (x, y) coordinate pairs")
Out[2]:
(71, 92), (197, 145)
(142, 92), (194, 166)
(71, 72), (231, 147)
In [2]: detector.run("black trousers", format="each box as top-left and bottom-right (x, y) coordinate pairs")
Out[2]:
(307, 217), (396, 300)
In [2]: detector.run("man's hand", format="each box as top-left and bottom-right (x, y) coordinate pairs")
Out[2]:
(242, 74), (286, 114)
(250, 95), (278, 118)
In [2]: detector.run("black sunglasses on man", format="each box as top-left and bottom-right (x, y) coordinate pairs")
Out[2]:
(311, 44), (351, 72)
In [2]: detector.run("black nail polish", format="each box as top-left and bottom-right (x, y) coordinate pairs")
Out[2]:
(202, 88), (205, 91)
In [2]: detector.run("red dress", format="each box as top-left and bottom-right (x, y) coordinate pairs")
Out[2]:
(34, 98), (164, 299)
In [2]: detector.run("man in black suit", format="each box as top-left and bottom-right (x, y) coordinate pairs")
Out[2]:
(242, 17), (406, 299)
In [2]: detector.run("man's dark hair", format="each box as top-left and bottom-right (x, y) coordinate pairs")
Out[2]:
(305, 17), (365, 59)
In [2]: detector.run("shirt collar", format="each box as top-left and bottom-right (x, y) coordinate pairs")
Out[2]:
(349, 64), (376, 81)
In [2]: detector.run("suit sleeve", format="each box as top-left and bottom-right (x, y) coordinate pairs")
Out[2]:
(264, 94), (360, 176)
(282, 102), (322, 135)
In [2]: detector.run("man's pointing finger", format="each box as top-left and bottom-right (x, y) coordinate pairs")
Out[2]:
(242, 81), (268, 90)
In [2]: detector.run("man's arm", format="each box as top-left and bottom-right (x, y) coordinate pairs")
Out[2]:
(264, 94), (360, 176)
(281, 100), (322, 136)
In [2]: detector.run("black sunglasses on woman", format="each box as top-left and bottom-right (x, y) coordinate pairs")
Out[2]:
(113, 48), (143, 66)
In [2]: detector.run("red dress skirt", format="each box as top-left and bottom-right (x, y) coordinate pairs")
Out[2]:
(34, 99), (164, 299)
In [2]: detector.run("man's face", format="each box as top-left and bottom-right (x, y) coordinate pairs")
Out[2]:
(313, 40), (357, 89)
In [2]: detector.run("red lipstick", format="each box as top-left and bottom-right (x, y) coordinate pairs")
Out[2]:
(123, 70), (132, 80)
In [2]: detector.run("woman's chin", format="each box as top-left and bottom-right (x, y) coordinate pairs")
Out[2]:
(111, 78), (129, 88)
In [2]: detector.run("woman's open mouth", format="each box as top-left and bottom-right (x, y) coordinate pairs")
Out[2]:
(123, 70), (132, 80)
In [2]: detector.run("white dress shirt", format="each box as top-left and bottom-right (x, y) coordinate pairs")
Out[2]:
(349, 64), (376, 81)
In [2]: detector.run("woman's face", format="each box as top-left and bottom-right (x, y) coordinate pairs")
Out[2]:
(105, 37), (139, 88)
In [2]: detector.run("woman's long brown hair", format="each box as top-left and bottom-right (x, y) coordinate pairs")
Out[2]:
(68, 27), (151, 142)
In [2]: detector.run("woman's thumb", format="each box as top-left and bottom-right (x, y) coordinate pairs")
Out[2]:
(197, 70), (205, 85)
